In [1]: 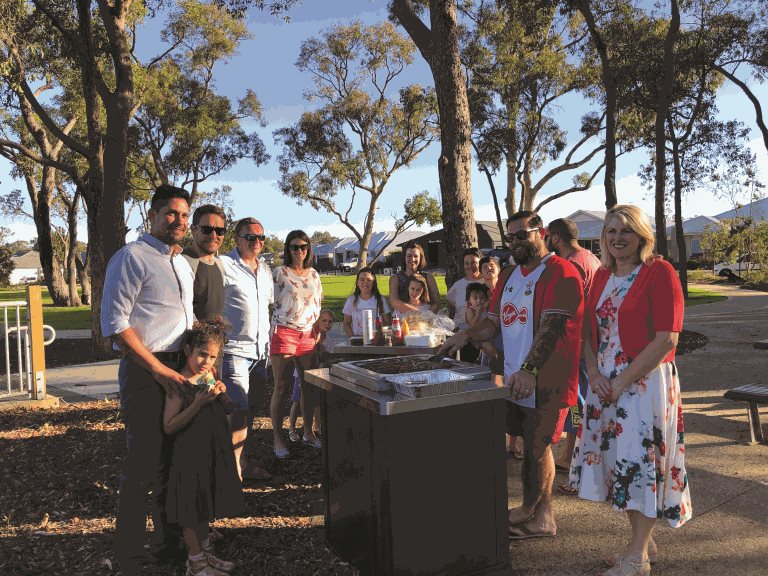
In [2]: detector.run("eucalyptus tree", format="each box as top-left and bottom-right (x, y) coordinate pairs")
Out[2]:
(466, 0), (605, 234)
(0, 0), (291, 354)
(390, 0), (478, 284)
(275, 21), (441, 270)
(0, 66), (86, 306)
(129, 0), (268, 229)
(706, 1), (768, 152)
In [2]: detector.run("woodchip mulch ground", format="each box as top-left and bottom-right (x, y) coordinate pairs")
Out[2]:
(0, 401), (358, 576)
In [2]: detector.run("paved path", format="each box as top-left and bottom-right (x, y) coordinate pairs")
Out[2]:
(44, 323), (351, 402)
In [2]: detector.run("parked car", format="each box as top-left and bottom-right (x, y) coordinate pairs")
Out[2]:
(713, 254), (761, 277)
(337, 258), (358, 273)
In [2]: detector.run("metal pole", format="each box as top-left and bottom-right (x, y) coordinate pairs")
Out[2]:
(3, 307), (10, 394)
(15, 304), (23, 393)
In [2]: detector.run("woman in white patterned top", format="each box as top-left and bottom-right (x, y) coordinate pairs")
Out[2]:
(269, 230), (324, 458)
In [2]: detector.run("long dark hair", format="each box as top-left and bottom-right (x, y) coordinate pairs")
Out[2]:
(353, 266), (385, 315)
(409, 273), (430, 304)
(282, 229), (313, 268)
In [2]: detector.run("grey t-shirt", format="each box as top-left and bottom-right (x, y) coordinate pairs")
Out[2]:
(181, 250), (224, 321)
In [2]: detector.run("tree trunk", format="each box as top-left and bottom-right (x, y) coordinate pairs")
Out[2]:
(504, 97), (518, 219)
(672, 139), (687, 297)
(573, 0), (617, 209)
(77, 0), (132, 355)
(392, 0), (478, 286)
(653, 0), (679, 260)
(29, 171), (70, 306)
(522, 150), (534, 210)
(505, 155), (517, 219)
(357, 196), (379, 270)
(429, 1), (477, 285)
(76, 253), (91, 306)
(483, 165), (508, 248)
(66, 189), (82, 307)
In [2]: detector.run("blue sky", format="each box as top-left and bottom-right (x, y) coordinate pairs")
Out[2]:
(2, 0), (767, 243)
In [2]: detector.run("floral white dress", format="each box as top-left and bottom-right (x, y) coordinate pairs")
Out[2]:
(567, 268), (692, 527)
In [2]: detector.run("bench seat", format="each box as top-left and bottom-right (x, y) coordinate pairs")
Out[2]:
(724, 384), (768, 444)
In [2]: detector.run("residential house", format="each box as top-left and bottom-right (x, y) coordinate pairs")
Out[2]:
(9, 250), (42, 284)
(666, 215), (721, 260)
(314, 230), (425, 271)
(393, 221), (506, 271)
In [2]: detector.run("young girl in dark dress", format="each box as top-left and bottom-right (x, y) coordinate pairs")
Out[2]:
(164, 319), (243, 576)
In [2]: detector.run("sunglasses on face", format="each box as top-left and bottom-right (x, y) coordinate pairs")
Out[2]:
(504, 227), (541, 242)
(289, 243), (309, 252)
(198, 225), (226, 236)
(238, 233), (266, 242)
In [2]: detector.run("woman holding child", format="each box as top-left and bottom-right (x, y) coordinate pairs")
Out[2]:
(270, 230), (324, 458)
(389, 241), (440, 314)
(446, 248), (483, 362)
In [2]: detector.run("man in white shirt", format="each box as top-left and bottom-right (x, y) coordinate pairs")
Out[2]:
(101, 185), (194, 575)
(220, 217), (274, 481)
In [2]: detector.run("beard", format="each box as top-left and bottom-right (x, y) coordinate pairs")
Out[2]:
(512, 243), (535, 266)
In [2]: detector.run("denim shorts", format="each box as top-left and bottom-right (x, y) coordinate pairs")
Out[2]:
(221, 354), (267, 414)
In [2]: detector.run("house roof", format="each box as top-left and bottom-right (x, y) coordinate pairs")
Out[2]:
(10, 250), (41, 269)
(395, 221), (505, 249)
(566, 209), (607, 222)
(714, 197), (768, 221)
(665, 215), (721, 235)
(314, 230), (425, 260)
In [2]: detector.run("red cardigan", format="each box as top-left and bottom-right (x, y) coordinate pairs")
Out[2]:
(586, 258), (684, 363)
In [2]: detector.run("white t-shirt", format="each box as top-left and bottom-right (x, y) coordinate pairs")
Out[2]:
(342, 294), (391, 335)
(447, 276), (480, 330)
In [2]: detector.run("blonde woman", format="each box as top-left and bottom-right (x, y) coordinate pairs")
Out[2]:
(567, 205), (692, 576)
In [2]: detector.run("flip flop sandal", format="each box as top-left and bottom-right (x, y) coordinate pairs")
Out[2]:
(600, 556), (651, 576)
(508, 525), (556, 540)
(558, 483), (578, 496)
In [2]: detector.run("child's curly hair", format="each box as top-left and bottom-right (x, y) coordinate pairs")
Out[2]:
(184, 317), (229, 350)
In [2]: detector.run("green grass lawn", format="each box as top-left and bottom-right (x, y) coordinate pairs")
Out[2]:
(0, 286), (92, 330)
(684, 286), (728, 307)
(0, 274), (722, 331)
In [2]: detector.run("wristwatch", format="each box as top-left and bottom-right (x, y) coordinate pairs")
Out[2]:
(520, 362), (539, 377)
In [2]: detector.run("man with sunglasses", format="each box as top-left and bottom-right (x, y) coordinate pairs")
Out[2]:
(220, 217), (273, 483)
(438, 210), (583, 541)
(181, 204), (227, 321)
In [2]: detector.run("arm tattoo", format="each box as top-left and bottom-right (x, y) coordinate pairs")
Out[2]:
(524, 312), (569, 369)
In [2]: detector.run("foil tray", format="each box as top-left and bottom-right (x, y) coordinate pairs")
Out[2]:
(386, 370), (475, 398)
(329, 354), (490, 392)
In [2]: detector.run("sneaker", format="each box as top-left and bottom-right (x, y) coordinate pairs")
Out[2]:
(288, 430), (301, 442)
(204, 546), (236, 573)
(186, 556), (229, 576)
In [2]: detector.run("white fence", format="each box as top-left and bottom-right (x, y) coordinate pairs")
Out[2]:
(2, 300), (55, 398)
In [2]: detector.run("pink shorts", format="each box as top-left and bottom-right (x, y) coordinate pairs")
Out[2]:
(270, 324), (316, 356)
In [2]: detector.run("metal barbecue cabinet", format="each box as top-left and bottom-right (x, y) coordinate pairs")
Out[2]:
(305, 355), (512, 576)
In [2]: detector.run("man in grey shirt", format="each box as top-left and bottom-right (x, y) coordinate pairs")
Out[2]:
(181, 204), (227, 321)
(101, 185), (194, 575)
